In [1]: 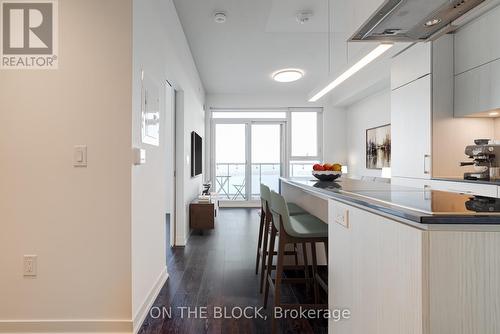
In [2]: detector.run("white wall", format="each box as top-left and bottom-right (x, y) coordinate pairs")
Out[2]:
(345, 89), (391, 178)
(206, 93), (324, 109)
(131, 0), (205, 330)
(0, 0), (133, 332)
(323, 97), (347, 164)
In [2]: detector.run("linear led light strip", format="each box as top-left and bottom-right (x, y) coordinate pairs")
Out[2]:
(309, 43), (393, 102)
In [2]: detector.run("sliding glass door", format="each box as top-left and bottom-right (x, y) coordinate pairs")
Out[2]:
(214, 123), (247, 201)
(213, 121), (284, 204)
(250, 123), (282, 199)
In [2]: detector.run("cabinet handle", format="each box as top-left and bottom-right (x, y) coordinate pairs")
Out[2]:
(424, 154), (431, 175)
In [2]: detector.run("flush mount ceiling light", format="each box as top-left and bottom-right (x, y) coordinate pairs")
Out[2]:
(424, 18), (442, 27)
(272, 69), (304, 83)
(489, 111), (499, 116)
(309, 43), (393, 102)
(214, 11), (227, 23)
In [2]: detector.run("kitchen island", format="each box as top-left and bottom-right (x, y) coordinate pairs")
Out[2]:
(280, 177), (500, 334)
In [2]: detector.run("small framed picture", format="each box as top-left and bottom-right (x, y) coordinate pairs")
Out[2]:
(366, 124), (391, 169)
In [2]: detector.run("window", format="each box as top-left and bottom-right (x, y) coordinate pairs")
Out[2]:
(288, 110), (322, 177)
(291, 112), (318, 157)
(210, 108), (322, 191)
(289, 160), (320, 177)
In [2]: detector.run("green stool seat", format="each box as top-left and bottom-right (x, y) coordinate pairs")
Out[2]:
(287, 202), (307, 216)
(288, 214), (328, 238)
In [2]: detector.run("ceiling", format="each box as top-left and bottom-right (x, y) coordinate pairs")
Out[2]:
(172, 0), (333, 96)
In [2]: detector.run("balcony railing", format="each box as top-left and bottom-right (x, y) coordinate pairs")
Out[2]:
(215, 162), (317, 200)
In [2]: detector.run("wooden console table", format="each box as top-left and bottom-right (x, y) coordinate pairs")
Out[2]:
(189, 198), (217, 230)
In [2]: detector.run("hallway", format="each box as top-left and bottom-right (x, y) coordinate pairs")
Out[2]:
(138, 208), (328, 334)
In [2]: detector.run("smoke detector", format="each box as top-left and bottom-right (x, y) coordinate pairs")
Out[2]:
(296, 11), (313, 24)
(214, 11), (227, 24)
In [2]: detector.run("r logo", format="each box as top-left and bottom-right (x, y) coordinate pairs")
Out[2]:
(2, 2), (52, 54)
(1, 0), (58, 69)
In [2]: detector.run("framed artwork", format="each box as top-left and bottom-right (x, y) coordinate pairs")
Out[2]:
(141, 71), (160, 146)
(366, 124), (391, 169)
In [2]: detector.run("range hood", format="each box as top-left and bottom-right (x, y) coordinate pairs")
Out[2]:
(350, 0), (485, 42)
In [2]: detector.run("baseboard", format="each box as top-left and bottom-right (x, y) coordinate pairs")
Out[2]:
(175, 229), (191, 246)
(175, 233), (186, 246)
(0, 269), (169, 334)
(0, 319), (132, 333)
(132, 267), (168, 334)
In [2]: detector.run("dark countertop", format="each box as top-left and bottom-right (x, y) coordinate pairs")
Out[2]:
(281, 177), (500, 225)
(432, 177), (500, 186)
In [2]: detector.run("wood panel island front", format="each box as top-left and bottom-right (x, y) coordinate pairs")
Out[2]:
(280, 177), (500, 334)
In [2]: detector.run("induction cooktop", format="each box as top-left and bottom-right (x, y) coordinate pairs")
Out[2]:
(306, 179), (500, 215)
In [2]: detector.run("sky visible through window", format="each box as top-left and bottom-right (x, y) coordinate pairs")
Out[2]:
(291, 112), (317, 157)
(215, 124), (245, 163)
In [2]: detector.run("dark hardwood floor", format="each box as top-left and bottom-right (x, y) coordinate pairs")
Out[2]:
(138, 208), (328, 334)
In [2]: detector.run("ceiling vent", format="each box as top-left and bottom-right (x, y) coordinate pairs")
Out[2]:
(296, 11), (314, 24)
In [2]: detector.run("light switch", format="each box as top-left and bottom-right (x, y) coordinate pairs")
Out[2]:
(73, 145), (87, 167)
(335, 209), (349, 228)
(133, 148), (146, 165)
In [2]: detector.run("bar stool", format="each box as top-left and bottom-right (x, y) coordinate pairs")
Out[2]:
(255, 184), (307, 293)
(264, 190), (328, 334)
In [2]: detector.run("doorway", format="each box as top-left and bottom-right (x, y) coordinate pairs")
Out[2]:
(212, 121), (285, 206)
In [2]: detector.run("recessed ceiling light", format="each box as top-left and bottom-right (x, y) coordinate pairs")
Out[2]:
(424, 18), (442, 27)
(272, 69), (304, 83)
(489, 111), (499, 116)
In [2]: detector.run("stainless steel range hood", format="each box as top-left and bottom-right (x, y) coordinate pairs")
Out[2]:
(350, 0), (485, 42)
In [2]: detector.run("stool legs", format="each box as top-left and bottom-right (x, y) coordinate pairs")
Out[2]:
(255, 207), (265, 275)
(324, 240), (329, 262)
(271, 230), (286, 334)
(263, 223), (277, 309)
(311, 242), (320, 304)
(259, 213), (271, 293)
(302, 242), (310, 292)
(293, 243), (299, 265)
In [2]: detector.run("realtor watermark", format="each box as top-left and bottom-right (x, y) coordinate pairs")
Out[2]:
(1, 0), (58, 69)
(149, 306), (351, 322)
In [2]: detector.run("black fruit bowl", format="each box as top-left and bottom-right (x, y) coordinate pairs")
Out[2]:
(312, 171), (342, 182)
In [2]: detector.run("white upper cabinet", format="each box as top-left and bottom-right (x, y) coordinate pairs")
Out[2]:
(454, 5), (500, 117)
(391, 42), (431, 90)
(454, 66), (480, 117)
(454, 5), (500, 75)
(391, 75), (432, 179)
(455, 58), (500, 117)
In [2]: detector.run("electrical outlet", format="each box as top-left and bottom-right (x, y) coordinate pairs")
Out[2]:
(23, 255), (37, 277)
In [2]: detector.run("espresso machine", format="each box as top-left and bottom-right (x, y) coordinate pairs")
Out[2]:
(460, 139), (500, 181)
